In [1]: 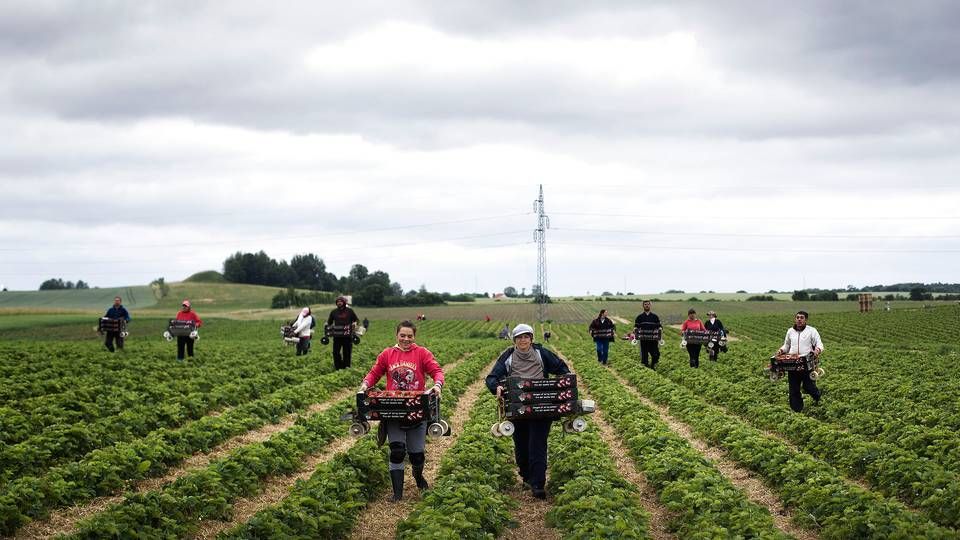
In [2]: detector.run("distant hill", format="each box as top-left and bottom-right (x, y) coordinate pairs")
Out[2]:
(0, 286), (158, 310)
(184, 270), (227, 283)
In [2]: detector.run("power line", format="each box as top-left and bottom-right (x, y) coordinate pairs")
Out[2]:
(0, 212), (533, 252)
(551, 241), (960, 254)
(551, 211), (960, 221)
(553, 227), (960, 240)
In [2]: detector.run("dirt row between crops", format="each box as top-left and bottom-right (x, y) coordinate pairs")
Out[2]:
(347, 360), (495, 540)
(574, 377), (674, 539)
(20, 358), (472, 540)
(605, 367), (819, 540)
(563, 359), (674, 540)
(192, 355), (472, 540)
(18, 383), (361, 540)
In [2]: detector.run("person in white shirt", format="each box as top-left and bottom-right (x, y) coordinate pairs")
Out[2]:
(292, 307), (314, 356)
(777, 310), (823, 412)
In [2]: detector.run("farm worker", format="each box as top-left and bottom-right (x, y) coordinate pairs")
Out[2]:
(704, 310), (727, 361)
(634, 300), (663, 368)
(588, 309), (616, 365)
(327, 296), (359, 370)
(777, 311), (824, 412)
(362, 317), (370, 330)
(291, 307), (313, 356)
(680, 308), (706, 368)
(485, 323), (571, 500)
(175, 300), (202, 361)
(499, 324), (510, 339)
(359, 320), (444, 502)
(103, 295), (131, 352)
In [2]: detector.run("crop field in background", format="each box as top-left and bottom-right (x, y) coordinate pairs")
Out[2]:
(1, 303), (959, 538)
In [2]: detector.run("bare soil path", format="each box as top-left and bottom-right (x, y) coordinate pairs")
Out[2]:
(15, 385), (360, 540)
(606, 367), (818, 540)
(192, 355), (471, 540)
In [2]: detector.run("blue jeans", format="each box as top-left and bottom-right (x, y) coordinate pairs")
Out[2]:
(595, 339), (610, 364)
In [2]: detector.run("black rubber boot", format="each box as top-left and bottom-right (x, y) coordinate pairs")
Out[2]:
(390, 469), (404, 502)
(412, 463), (428, 490)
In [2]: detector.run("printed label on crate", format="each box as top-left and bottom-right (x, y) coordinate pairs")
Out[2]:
(507, 374), (577, 391)
(507, 388), (577, 404)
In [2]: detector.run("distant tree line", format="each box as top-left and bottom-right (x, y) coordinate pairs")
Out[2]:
(223, 251), (476, 308)
(39, 278), (89, 290)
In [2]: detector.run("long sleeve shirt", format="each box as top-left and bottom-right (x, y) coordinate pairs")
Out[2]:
(363, 344), (444, 392)
(780, 325), (824, 356)
(293, 315), (313, 337)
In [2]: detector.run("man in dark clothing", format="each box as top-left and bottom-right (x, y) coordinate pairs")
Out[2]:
(634, 300), (662, 368)
(327, 296), (360, 370)
(485, 323), (571, 500)
(103, 296), (131, 352)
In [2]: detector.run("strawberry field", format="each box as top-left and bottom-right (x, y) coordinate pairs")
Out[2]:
(1, 304), (959, 538)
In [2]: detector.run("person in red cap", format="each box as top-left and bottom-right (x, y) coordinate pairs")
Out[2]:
(175, 299), (202, 360)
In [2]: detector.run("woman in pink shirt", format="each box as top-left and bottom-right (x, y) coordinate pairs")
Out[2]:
(359, 320), (444, 502)
(680, 308), (706, 368)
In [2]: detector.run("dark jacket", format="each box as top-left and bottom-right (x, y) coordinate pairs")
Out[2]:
(704, 318), (726, 334)
(634, 312), (662, 333)
(588, 317), (616, 342)
(485, 344), (570, 395)
(105, 305), (131, 321)
(327, 306), (359, 328)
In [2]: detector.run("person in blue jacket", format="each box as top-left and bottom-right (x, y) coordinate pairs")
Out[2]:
(103, 295), (131, 352)
(485, 323), (570, 499)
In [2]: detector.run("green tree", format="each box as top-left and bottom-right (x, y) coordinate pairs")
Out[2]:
(503, 286), (517, 297)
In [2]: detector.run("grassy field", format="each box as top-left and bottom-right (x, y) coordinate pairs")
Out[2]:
(0, 286), (157, 310)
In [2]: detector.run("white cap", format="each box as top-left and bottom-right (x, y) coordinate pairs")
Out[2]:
(512, 323), (534, 339)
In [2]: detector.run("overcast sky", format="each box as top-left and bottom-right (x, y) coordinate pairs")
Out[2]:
(1, 1), (958, 296)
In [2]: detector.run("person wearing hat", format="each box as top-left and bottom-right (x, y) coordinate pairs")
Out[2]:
(359, 320), (444, 502)
(703, 310), (727, 361)
(588, 309), (616, 365)
(174, 300), (202, 361)
(485, 323), (571, 499)
(680, 308), (706, 368)
(291, 307), (314, 356)
(326, 296), (360, 369)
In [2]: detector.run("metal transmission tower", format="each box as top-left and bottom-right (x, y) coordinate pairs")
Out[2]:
(533, 185), (550, 322)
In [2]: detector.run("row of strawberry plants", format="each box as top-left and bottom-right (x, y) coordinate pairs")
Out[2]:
(0, 353), (354, 485)
(562, 344), (791, 539)
(703, 342), (960, 471)
(609, 352), (960, 538)
(544, 385), (652, 538)
(63, 338), (476, 539)
(0, 359), (370, 536)
(653, 346), (960, 530)
(0, 358), (333, 469)
(0, 345), (330, 446)
(65, 397), (358, 538)
(708, 340), (960, 426)
(219, 344), (500, 538)
(396, 392), (517, 538)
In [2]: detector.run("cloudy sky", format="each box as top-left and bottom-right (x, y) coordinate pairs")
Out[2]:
(1, 1), (958, 295)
